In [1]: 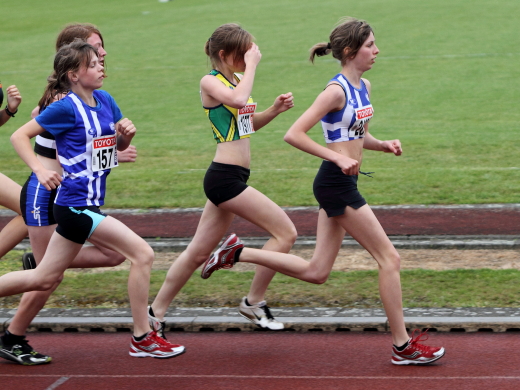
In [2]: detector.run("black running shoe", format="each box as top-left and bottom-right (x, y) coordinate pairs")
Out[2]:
(0, 337), (51, 365)
(22, 253), (36, 270)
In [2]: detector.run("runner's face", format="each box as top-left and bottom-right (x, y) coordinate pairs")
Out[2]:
(222, 52), (245, 73)
(74, 54), (105, 90)
(350, 32), (379, 71)
(87, 33), (107, 66)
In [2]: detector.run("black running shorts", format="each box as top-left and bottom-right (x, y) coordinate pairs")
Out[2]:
(313, 160), (367, 217)
(53, 204), (107, 244)
(203, 161), (250, 206)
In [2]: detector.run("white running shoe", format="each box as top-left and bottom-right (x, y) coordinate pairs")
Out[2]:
(239, 297), (284, 330)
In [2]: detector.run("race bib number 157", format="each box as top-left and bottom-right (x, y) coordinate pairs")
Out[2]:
(92, 134), (118, 172)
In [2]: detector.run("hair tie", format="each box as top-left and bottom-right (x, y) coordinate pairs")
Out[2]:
(326, 42), (331, 50)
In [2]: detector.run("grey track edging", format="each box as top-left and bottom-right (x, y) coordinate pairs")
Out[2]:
(2, 308), (520, 334)
(13, 235), (520, 252)
(2, 316), (520, 334)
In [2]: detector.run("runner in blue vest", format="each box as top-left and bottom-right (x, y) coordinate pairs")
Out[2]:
(4, 40), (185, 360)
(0, 24), (138, 366)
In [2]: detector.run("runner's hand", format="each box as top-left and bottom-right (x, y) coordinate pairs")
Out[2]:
(273, 92), (294, 114)
(117, 118), (136, 140)
(35, 168), (62, 190)
(6, 85), (22, 112)
(244, 43), (262, 68)
(381, 139), (402, 156)
(337, 155), (360, 176)
(118, 144), (137, 163)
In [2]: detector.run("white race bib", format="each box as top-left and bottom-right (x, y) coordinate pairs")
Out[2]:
(91, 134), (118, 172)
(237, 102), (257, 137)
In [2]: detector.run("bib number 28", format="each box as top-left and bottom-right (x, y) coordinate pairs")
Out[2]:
(92, 134), (118, 172)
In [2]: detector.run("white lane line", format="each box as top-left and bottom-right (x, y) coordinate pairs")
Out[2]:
(44, 377), (69, 390)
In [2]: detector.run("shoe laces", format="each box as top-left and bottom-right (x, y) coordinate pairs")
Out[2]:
(408, 329), (435, 353)
(12, 338), (33, 354)
(150, 331), (180, 348)
(259, 303), (275, 320)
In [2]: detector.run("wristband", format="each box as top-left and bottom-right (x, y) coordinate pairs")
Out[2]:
(5, 105), (17, 117)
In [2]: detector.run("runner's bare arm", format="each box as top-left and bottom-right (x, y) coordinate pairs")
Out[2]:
(11, 119), (62, 190)
(252, 93), (294, 131)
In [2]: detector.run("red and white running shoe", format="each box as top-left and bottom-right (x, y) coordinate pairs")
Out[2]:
(392, 329), (445, 365)
(201, 233), (243, 279)
(129, 331), (185, 359)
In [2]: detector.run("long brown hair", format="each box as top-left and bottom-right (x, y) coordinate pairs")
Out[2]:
(204, 23), (254, 69)
(309, 17), (373, 65)
(55, 23), (104, 51)
(38, 40), (98, 109)
(38, 23), (105, 112)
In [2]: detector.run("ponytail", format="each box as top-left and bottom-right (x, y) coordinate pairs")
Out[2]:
(309, 17), (373, 65)
(309, 42), (332, 63)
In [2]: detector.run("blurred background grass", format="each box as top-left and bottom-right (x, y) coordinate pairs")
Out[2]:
(1, 0), (519, 207)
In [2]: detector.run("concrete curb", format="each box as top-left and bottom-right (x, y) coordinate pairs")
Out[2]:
(12, 235), (520, 252)
(2, 308), (520, 334)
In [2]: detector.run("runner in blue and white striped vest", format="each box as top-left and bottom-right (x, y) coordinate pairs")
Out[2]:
(320, 73), (373, 144)
(36, 89), (121, 207)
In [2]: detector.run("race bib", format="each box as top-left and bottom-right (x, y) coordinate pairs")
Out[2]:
(350, 105), (373, 137)
(237, 103), (257, 137)
(91, 134), (118, 172)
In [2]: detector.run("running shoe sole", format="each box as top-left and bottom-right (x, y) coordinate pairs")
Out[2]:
(129, 347), (186, 359)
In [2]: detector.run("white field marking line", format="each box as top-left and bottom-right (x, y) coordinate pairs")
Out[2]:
(44, 377), (69, 390)
(1, 374), (520, 380)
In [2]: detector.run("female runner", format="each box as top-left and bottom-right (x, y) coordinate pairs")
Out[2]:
(0, 83), (28, 261)
(3, 40), (184, 361)
(201, 18), (445, 365)
(0, 24), (138, 366)
(148, 23), (295, 335)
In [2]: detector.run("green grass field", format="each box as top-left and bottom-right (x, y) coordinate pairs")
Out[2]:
(1, 252), (519, 308)
(2, 0), (520, 208)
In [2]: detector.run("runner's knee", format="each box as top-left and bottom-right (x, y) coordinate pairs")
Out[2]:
(31, 273), (62, 291)
(378, 251), (401, 273)
(272, 224), (298, 251)
(306, 270), (330, 285)
(129, 245), (154, 268)
(303, 263), (331, 284)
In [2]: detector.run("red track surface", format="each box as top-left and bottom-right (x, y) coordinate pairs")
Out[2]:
(2, 206), (520, 238)
(1, 332), (519, 390)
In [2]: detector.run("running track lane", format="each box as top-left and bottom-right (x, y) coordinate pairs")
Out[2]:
(1, 332), (519, 390)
